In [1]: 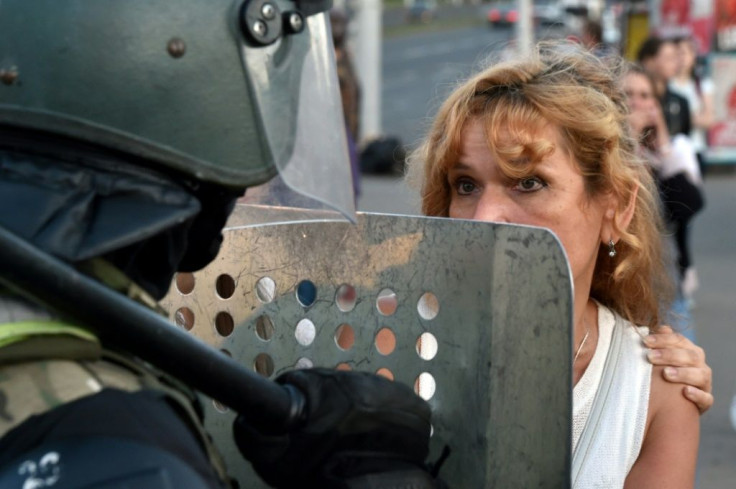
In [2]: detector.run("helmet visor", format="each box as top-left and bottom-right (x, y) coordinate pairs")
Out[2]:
(239, 13), (356, 221)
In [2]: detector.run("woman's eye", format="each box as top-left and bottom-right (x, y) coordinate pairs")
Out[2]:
(455, 179), (477, 195)
(515, 177), (546, 192)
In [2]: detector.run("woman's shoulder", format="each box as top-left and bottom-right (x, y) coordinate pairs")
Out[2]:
(632, 352), (700, 487)
(603, 309), (693, 410)
(603, 307), (699, 487)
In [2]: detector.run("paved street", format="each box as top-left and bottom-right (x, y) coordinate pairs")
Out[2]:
(381, 22), (514, 149)
(690, 170), (736, 488)
(360, 20), (736, 487)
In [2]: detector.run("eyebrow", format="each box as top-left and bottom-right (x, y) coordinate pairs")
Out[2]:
(449, 162), (472, 171)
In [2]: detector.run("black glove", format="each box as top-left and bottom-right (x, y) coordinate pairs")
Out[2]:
(233, 368), (442, 489)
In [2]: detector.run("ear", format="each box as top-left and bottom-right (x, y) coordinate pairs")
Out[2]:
(600, 185), (638, 244)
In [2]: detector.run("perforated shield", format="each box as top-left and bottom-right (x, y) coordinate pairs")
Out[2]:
(160, 205), (573, 488)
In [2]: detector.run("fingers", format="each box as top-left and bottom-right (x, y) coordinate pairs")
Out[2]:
(645, 327), (713, 394)
(682, 386), (714, 415)
(645, 341), (705, 368)
(644, 331), (705, 367)
(647, 326), (714, 415)
(659, 365), (712, 393)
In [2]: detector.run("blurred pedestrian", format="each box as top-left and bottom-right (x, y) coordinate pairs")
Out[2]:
(581, 18), (614, 58)
(670, 36), (715, 179)
(331, 7), (362, 201)
(638, 36), (704, 313)
(637, 36), (691, 138)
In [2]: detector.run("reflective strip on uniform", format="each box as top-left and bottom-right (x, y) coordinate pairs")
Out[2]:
(0, 321), (98, 348)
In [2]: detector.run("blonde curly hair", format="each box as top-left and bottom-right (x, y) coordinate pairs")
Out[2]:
(406, 41), (672, 328)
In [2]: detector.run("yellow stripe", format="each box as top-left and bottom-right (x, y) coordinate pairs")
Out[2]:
(0, 321), (98, 348)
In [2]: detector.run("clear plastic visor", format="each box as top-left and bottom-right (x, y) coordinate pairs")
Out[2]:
(239, 13), (356, 221)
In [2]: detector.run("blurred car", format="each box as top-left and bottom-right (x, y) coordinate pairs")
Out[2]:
(534, 0), (565, 27)
(486, 2), (518, 28)
(405, 0), (437, 24)
(486, 1), (566, 29)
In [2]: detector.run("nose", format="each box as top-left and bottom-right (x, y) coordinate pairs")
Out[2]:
(471, 188), (512, 223)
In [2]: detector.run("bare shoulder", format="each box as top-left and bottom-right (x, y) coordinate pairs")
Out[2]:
(648, 365), (700, 427)
(624, 365), (699, 489)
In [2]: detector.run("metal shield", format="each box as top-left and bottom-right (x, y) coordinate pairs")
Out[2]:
(160, 204), (573, 488)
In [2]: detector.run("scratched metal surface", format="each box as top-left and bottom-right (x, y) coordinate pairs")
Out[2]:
(160, 204), (574, 488)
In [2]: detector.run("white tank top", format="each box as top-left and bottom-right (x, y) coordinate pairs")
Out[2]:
(571, 304), (651, 488)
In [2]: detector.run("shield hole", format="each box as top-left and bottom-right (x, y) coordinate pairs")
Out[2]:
(414, 372), (436, 400)
(336, 284), (357, 312)
(296, 280), (317, 307)
(417, 292), (439, 320)
(174, 307), (195, 331)
(335, 324), (355, 350)
(256, 315), (275, 341)
(215, 312), (234, 337)
(256, 277), (276, 303)
(175, 273), (195, 295)
(295, 357), (314, 369)
(376, 368), (394, 380)
(254, 353), (274, 377)
(376, 288), (398, 316)
(295, 318), (316, 346)
(416, 332), (438, 361)
(216, 274), (236, 299)
(375, 328), (396, 355)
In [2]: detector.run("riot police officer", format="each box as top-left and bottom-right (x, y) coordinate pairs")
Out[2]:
(0, 1), (439, 487)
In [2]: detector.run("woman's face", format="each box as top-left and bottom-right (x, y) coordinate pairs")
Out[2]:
(677, 39), (696, 74)
(653, 41), (680, 81)
(623, 72), (657, 112)
(448, 120), (612, 293)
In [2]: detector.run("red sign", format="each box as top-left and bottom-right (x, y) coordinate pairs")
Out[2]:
(716, 0), (736, 51)
(661, 0), (690, 26)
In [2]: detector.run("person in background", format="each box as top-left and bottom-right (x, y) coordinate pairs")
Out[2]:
(669, 36), (714, 302)
(623, 62), (703, 318)
(638, 35), (704, 317)
(580, 18), (614, 58)
(330, 7), (362, 202)
(670, 36), (715, 179)
(407, 41), (711, 487)
(637, 36), (691, 138)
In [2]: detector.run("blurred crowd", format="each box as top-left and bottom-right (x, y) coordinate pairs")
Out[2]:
(625, 33), (710, 342)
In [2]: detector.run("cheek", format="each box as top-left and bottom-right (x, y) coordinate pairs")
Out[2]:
(547, 204), (603, 270)
(555, 226), (601, 277)
(448, 198), (472, 219)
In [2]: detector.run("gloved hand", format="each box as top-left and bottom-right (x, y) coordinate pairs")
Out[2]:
(233, 368), (443, 489)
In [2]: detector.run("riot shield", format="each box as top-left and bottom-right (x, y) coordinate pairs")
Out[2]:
(160, 204), (573, 488)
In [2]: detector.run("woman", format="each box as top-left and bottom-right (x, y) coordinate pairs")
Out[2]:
(408, 42), (701, 487)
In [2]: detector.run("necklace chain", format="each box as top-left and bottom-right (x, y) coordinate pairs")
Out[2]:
(573, 324), (591, 366)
